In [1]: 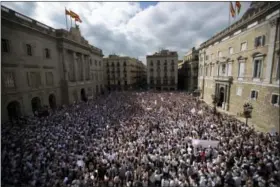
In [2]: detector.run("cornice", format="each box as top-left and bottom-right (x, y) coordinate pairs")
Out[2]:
(200, 2), (280, 49)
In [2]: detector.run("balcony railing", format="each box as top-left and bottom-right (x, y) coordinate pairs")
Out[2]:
(214, 76), (233, 82)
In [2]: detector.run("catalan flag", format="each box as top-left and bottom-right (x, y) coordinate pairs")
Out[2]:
(236, 1), (241, 14)
(75, 17), (82, 23)
(230, 2), (236, 18)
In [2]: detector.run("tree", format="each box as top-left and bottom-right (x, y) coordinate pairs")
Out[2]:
(243, 102), (253, 126)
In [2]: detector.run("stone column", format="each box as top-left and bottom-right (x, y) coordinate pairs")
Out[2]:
(72, 52), (78, 81)
(225, 85), (229, 111)
(81, 54), (85, 81)
(215, 83), (218, 98)
(264, 17), (278, 84)
(62, 49), (69, 81)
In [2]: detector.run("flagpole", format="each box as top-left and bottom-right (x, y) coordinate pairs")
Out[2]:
(228, 2), (231, 27)
(65, 7), (68, 31)
(234, 2), (237, 22)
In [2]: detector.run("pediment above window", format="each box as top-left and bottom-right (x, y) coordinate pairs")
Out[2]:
(252, 52), (266, 58)
(237, 56), (248, 60)
(226, 58), (234, 63)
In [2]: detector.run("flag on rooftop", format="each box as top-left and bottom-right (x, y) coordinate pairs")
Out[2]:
(230, 2), (236, 18)
(236, 1), (242, 15)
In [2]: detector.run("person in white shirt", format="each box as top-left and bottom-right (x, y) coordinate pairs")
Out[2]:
(161, 178), (169, 187)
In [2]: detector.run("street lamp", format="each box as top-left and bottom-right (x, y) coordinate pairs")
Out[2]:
(243, 102), (253, 126)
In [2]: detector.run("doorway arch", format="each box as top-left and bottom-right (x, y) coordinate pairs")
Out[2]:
(31, 97), (41, 113)
(7, 101), (21, 119)
(218, 87), (225, 107)
(81, 88), (87, 102)
(49, 94), (56, 109)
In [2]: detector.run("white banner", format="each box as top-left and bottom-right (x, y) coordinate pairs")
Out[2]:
(191, 108), (196, 114)
(198, 110), (203, 115)
(192, 139), (219, 148)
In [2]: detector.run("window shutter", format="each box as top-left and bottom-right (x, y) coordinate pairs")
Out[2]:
(262, 35), (265, 46)
(26, 72), (30, 86)
(258, 60), (262, 78)
(254, 38), (257, 47)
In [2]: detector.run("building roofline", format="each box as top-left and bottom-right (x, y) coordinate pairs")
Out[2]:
(199, 2), (280, 49)
(1, 5), (103, 56)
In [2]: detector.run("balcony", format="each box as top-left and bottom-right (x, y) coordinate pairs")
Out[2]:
(214, 75), (233, 83)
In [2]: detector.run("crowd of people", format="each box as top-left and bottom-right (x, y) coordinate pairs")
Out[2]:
(1, 91), (280, 187)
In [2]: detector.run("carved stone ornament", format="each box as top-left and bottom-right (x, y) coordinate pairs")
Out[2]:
(269, 18), (277, 27)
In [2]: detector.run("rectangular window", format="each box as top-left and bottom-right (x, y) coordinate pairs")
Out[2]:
(218, 51), (222, 58)
(29, 72), (41, 88)
(26, 44), (32, 56)
(238, 61), (245, 78)
(205, 55), (209, 61)
(211, 54), (214, 60)
(200, 54), (204, 62)
(253, 58), (262, 78)
(3, 72), (15, 88)
(271, 94), (280, 106)
(205, 66), (208, 76)
(236, 87), (242, 96)
(2, 38), (10, 53)
(241, 42), (247, 51)
(229, 47), (233, 55)
(45, 72), (54, 86)
(254, 35), (265, 48)
(45, 48), (50, 58)
(26, 72), (30, 86)
(250, 90), (258, 100)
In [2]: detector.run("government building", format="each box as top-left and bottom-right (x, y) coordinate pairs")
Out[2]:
(103, 54), (146, 91)
(198, 2), (280, 132)
(146, 49), (178, 91)
(1, 6), (106, 122)
(178, 47), (199, 92)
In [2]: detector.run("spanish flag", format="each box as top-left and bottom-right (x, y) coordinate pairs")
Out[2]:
(230, 2), (235, 18)
(70, 10), (80, 20)
(65, 9), (71, 16)
(236, 1), (241, 15)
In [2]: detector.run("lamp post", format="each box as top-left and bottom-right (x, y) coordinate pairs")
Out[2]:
(211, 94), (218, 114)
(243, 102), (253, 126)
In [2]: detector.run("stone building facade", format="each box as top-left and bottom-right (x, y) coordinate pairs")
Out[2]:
(183, 48), (199, 92)
(146, 50), (178, 91)
(1, 6), (105, 122)
(103, 55), (146, 91)
(198, 2), (280, 132)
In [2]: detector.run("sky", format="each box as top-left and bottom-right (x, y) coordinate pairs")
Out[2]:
(2, 1), (250, 64)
